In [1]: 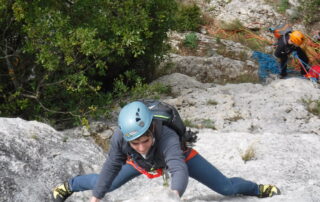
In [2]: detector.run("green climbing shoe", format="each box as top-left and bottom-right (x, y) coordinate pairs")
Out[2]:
(52, 182), (73, 202)
(258, 184), (281, 198)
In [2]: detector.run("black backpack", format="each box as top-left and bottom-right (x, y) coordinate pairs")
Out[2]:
(140, 99), (198, 149)
(269, 24), (292, 39)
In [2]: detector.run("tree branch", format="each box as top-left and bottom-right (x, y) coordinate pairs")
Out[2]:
(3, 39), (19, 89)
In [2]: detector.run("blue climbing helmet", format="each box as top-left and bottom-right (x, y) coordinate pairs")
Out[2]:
(118, 101), (153, 141)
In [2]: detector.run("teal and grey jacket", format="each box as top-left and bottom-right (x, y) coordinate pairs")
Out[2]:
(92, 120), (188, 199)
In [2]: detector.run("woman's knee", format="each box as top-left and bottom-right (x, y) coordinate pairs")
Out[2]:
(216, 181), (236, 196)
(69, 173), (99, 192)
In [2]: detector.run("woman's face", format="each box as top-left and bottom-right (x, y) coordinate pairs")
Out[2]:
(288, 39), (298, 47)
(129, 130), (153, 155)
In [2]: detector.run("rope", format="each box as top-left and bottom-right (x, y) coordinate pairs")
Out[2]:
(251, 51), (280, 80)
(292, 51), (320, 84)
(204, 23), (320, 82)
(292, 51), (311, 74)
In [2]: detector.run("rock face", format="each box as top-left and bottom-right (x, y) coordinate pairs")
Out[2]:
(155, 73), (320, 135)
(1, 75), (320, 202)
(195, 0), (305, 32)
(1, 0), (319, 201)
(215, 0), (285, 30)
(162, 32), (258, 83)
(166, 53), (256, 83)
(0, 118), (105, 202)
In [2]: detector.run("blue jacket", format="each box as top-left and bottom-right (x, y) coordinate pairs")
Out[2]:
(92, 120), (189, 199)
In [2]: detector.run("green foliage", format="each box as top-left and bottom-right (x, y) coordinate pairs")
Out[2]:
(62, 136), (68, 143)
(183, 119), (197, 128)
(31, 134), (39, 140)
(173, 3), (202, 32)
(220, 19), (244, 31)
(277, 0), (290, 13)
(207, 99), (218, 105)
(183, 33), (199, 49)
(303, 99), (320, 116)
(0, 0), (177, 129)
(200, 119), (216, 130)
(240, 145), (256, 163)
(298, 0), (320, 24)
(215, 37), (222, 44)
(225, 114), (244, 122)
(218, 20), (269, 52)
(184, 118), (216, 130)
(113, 70), (172, 102)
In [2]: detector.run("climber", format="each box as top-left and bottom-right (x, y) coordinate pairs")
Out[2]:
(52, 101), (280, 202)
(274, 30), (309, 78)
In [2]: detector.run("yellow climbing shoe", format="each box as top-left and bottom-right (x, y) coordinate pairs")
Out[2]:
(258, 184), (281, 198)
(52, 182), (73, 202)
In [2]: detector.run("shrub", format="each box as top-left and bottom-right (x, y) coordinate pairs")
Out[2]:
(240, 145), (256, 163)
(298, 0), (320, 25)
(216, 20), (269, 51)
(303, 99), (320, 116)
(184, 119), (198, 128)
(183, 33), (199, 49)
(173, 3), (202, 32)
(200, 119), (216, 130)
(0, 0), (177, 129)
(207, 99), (218, 105)
(278, 0), (290, 13)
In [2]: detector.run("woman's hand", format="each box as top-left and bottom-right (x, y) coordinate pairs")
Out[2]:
(90, 196), (100, 202)
(171, 190), (180, 197)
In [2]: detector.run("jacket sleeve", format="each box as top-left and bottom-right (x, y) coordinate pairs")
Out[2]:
(274, 36), (286, 58)
(92, 130), (127, 199)
(159, 126), (189, 196)
(275, 34), (294, 58)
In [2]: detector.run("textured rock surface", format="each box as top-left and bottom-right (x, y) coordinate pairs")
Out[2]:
(155, 73), (320, 135)
(0, 118), (105, 202)
(1, 74), (320, 201)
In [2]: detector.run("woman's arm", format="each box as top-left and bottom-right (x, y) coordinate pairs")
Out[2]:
(92, 131), (127, 199)
(90, 196), (100, 202)
(160, 126), (189, 197)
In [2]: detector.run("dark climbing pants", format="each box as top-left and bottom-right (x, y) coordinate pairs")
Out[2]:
(278, 47), (309, 76)
(68, 153), (259, 196)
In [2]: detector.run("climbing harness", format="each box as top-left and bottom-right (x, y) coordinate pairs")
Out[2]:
(126, 158), (163, 179)
(126, 149), (199, 186)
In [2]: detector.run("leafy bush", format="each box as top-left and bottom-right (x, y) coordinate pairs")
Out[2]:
(183, 33), (199, 49)
(173, 3), (202, 32)
(298, 0), (320, 24)
(0, 0), (177, 129)
(217, 20), (269, 51)
(207, 99), (218, 105)
(220, 19), (244, 31)
(278, 0), (290, 13)
(200, 119), (216, 130)
(303, 99), (320, 116)
(240, 145), (256, 163)
(113, 70), (172, 101)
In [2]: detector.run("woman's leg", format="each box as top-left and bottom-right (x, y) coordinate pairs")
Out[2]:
(296, 47), (309, 75)
(108, 164), (141, 192)
(186, 153), (259, 196)
(279, 56), (288, 77)
(68, 163), (141, 192)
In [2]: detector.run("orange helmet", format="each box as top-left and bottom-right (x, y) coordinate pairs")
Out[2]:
(289, 30), (304, 46)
